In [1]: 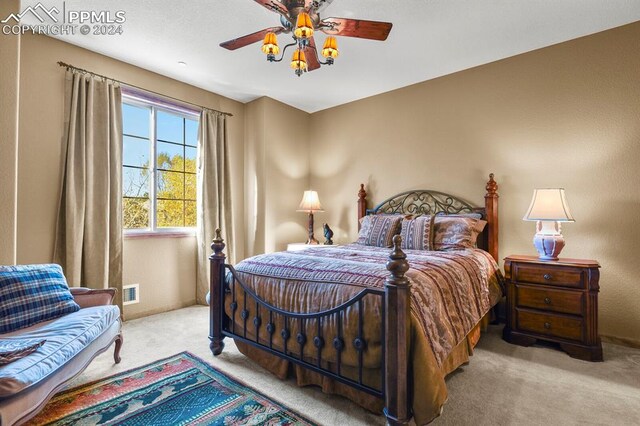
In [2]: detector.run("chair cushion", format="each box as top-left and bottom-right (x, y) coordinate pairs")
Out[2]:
(0, 305), (120, 398)
(0, 264), (80, 334)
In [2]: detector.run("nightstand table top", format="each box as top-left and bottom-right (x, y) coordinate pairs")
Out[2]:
(504, 255), (600, 268)
(287, 243), (341, 251)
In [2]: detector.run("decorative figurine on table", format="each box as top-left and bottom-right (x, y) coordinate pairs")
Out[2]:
(323, 223), (334, 245)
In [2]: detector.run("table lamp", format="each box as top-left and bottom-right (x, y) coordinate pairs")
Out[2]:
(297, 190), (324, 245)
(523, 188), (575, 260)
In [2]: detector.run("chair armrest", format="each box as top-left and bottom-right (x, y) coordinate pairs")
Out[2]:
(70, 287), (117, 308)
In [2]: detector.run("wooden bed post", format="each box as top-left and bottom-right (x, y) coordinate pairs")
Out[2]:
(384, 235), (412, 426)
(485, 173), (499, 262)
(209, 228), (226, 356)
(357, 184), (367, 231)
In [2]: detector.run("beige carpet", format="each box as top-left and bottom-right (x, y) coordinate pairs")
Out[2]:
(73, 306), (640, 425)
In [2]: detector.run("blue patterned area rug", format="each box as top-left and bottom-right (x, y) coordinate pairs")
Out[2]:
(29, 352), (317, 425)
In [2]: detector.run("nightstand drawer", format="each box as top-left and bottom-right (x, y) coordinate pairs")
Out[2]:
(514, 264), (583, 288)
(516, 309), (583, 341)
(516, 285), (583, 315)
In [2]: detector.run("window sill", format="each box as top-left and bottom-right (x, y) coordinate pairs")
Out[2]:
(124, 230), (196, 240)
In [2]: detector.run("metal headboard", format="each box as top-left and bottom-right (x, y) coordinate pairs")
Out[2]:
(364, 189), (488, 251)
(366, 190), (484, 218)
(357, 175), (499, 260)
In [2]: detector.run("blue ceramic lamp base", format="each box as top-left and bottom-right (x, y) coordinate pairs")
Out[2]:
(532, 221), (565, 261)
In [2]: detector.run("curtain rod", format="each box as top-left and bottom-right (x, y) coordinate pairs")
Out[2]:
(57, 61), (233, 117)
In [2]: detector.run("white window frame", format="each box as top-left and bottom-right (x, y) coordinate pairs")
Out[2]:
(122, 95), (199, 237)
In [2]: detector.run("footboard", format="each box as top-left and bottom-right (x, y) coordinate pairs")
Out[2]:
(209, 230), (412, 426)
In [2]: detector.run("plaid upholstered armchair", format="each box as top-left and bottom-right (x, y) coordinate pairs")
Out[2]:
(0, 264), (122, 426)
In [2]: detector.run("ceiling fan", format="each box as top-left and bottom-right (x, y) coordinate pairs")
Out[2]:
(220, 0), (393, 76)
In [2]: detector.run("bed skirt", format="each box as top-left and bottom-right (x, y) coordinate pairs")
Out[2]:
(235, 312), (491, 425)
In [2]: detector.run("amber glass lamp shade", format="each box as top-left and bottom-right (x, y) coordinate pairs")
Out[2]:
(321, 36), (339, 58)
(261, 32), (280, 55)
(294, 12), (314, 39)
(290, 49), (308, 71)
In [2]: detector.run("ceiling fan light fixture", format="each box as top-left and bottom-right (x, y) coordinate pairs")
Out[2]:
(321, 36), (339, 59)
(261, 32), (280, 57)
(290, 48), (308, 77)
(219, 3), (392, 78)
(294, 12), (314, 39)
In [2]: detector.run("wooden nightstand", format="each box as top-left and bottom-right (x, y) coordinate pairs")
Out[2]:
(502, 255), (603, 362)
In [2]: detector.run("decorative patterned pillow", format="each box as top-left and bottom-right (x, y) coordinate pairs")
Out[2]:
(433, 216), (487, 250)
(357, 215), (403, 247)
(400, 215), (435, 251)
(0, 264), (80, 334)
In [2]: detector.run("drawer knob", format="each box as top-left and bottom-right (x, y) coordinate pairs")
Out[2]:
(544, 297), (552, 305)
(544, 322), (551, 329)
(543, 274), (552, 281)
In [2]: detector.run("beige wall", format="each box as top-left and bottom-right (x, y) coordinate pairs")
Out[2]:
(7, 23), (639, 341)
(0, 0), (20, 265)
(16, 33), (246, 318)
(309, 22), (640, 342)
(244, 97), (311, 255)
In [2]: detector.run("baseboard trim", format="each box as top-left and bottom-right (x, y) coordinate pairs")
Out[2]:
(124, 299), (197, 321)
(601, 334), (640, 349)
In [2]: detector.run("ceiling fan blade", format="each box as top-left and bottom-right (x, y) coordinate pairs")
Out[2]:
(320, 17), (393, 41)
(220, 26), (286, 51)
(253, 0), (289, 17)
(305, 37), (321, 71)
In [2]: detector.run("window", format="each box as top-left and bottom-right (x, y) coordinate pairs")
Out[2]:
(122, 98), (199, 232)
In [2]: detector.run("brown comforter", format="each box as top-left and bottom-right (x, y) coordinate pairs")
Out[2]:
(226, 244), (503, 424)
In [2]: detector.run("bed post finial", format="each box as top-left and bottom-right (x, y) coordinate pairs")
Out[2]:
(357, 184), (367, 231)
(211, 228), (226, 257)
(384, 235), (412, 426)
(486, 173), (498, 195)
(484, 174), (499, 262)
(387, 235), (409, 281)
(209, 228), (226, 356)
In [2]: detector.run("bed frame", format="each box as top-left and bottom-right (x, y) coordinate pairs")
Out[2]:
(209, 174), (499, 426)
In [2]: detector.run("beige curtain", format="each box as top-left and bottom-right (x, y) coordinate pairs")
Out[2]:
(54, 70), (123, 312)
(196, 110), (234, 305)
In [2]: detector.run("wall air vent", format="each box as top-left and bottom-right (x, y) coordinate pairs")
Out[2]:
(123, 283), (139, 305)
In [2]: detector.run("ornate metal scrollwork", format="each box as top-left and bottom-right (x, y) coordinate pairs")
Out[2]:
(369, 190), (477, 217)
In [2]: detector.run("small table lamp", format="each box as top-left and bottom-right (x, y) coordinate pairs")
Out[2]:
(297, 190), (324, 245)
(523, 188), (575, 260)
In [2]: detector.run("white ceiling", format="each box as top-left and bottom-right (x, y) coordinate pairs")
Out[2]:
(19, 0), (640, 112)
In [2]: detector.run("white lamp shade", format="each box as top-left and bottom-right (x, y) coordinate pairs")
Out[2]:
(523, 188), (575, 222)
(297, 190), (324, 212)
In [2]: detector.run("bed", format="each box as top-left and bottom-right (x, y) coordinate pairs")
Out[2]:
(208, 174), (503, 425)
